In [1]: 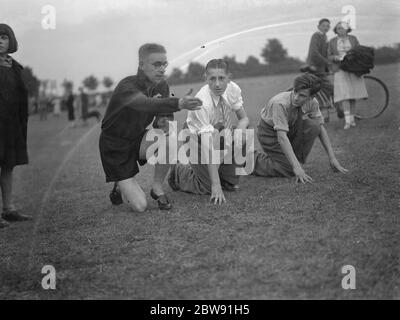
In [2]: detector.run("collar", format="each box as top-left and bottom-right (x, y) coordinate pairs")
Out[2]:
(0, 54), (12, 67)
(338, 35), (349, 41)
(208, 86), (228, 107)
(289, 91), (303, 111)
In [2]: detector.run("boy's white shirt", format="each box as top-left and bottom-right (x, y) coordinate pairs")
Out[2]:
(186, 81), (244, 135)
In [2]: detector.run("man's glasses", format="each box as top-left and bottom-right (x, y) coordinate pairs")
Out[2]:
(152, 61), (169, 70)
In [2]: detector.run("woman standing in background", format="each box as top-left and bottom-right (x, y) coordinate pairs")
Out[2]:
(0, 24), (32, 228)
(328, 21), (368, 129)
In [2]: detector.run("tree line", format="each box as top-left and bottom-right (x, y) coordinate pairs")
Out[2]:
(168, 39), (400, 85)
(21, 39), (400, 97)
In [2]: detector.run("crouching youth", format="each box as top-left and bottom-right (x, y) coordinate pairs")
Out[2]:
(167, 59), (253, 204)
(252, 73), (348, 183)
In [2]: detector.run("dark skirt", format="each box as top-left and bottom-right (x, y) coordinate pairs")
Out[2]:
(0, 117), (28, 168)
(0, 65), (28, 168)
(99, 131), (147, 182)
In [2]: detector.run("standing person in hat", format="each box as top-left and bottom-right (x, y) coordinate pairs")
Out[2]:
(328, 21), (368, 129)
(100, 43), (202, 212)
(252, 74), (348, 182)
(0, 24), (32, 228)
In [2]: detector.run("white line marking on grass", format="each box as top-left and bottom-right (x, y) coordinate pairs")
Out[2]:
(47, 124), (70, 146)
(27, 123), (100, 271)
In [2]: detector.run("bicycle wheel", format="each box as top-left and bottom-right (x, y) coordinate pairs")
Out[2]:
(355, 75), (389, 120)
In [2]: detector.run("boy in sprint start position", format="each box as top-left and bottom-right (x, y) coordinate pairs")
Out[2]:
(252, 73), (348, 182)
(168, 59), (250, 204)
(99, 43), (202, 212)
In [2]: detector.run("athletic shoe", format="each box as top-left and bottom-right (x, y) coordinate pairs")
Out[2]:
(150, 189), (172, 210)
(2, 210), (32, 222)
(109, 183), (123, 205)
(344, 122), (351, 130)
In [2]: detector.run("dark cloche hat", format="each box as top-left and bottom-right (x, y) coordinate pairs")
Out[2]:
(0, 24), (18, 53)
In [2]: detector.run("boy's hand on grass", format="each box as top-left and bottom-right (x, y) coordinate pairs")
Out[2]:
(210, 184), (226, 205)
(293, 166), (313, 184)
(330, 158), (348, 174)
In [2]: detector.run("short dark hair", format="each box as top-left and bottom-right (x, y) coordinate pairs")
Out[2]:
(293, 74), (321, 96)
(318, 18), (330, 26)
(0, 23), (18, 54)
(333, 21), (352, 34)
(205, 59), (229, 74)
(138, 43), (166, 61)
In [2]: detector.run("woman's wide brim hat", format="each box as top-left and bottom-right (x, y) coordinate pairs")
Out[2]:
(0, 24), (18, 54)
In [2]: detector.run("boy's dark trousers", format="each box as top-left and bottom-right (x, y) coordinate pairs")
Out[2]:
(252, 116), (321, 178)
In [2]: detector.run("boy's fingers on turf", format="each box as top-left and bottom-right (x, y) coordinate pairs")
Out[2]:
(210, 195), (217, 204)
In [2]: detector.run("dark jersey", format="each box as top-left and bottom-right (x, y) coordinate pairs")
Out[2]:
(101, 69), (179, 141)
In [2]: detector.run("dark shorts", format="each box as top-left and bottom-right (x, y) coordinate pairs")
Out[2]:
(99, 131), (148, 183)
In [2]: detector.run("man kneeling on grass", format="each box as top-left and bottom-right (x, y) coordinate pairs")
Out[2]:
(168, 59), (250, 204)
(99, 43), (202, 212)
(252, 73), (348, 183)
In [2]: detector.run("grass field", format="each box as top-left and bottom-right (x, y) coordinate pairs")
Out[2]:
(0, 63), (399, 300)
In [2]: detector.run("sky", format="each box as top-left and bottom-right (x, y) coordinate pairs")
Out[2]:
(1, 0), (399, 92)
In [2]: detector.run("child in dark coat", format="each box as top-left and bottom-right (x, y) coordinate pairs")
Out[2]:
(0, 24), (32, 228)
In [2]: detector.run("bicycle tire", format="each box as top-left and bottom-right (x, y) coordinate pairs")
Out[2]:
(355, 75), (390, 120)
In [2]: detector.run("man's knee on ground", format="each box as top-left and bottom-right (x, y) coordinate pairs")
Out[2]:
(118, 179), (148, 212)
(132, 198), (147, 212)
(125, 194), (147, 212)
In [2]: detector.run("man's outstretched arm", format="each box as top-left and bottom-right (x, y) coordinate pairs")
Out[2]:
(113, 81), (202, 114)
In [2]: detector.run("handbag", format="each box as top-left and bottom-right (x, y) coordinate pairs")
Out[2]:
(340, 45), (375, 77)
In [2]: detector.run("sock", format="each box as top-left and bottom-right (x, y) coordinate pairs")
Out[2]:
(344, 111), (351, 124)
